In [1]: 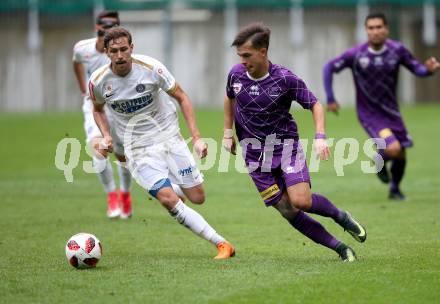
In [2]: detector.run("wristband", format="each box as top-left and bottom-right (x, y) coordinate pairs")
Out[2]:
(224, 129), (234, 138)
(315, 133), (326, 139)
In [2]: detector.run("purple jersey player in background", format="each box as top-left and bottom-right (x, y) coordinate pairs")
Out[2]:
(323, 12), (439, 200)
(223, 23), (367, 262)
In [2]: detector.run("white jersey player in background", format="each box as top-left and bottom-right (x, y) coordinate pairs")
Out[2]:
(89, 27), (235, 259)
(72, 11), (133, 218)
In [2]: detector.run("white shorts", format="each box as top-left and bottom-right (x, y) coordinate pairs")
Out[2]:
(127, 134), (204, 191)
(82, 96), (124, 156)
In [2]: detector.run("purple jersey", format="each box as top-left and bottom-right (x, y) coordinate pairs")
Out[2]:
(324, 39), (430, 129)
(226, 62), (317, 147)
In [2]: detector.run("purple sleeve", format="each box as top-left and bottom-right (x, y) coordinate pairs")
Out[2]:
(225, 72), (235, 99)
(399, 44), (431, 77)
(287, 75), (317, 110)
(323, 49), (354, 104)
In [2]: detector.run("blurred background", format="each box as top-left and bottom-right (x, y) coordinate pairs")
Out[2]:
(0, 0), (439, 111)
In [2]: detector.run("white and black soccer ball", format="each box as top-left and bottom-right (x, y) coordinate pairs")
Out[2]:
(65, 233), (102, 269)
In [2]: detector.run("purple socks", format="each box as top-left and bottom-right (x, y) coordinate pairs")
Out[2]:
(289, 211), (340, 250)
(309, 193), (344, 222)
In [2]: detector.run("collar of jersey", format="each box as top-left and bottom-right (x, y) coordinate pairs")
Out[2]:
(110, 65), (134, 78)
(368, 45), (388, 55)
(246, 71), (270, 81)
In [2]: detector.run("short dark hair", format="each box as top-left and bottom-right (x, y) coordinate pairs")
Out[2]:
(231, 23), (271, 50)
(96, 11), (120, 25)
(365, 12), (388, 26)
(104, 27), (132, 49)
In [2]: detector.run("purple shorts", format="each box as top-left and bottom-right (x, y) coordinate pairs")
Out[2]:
(360, 119), (413, 148)
(245, 143), (311, 206)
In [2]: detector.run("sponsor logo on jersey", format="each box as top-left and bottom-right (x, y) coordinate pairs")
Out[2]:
(334, 59), (345, 69)
(260, 184), (280, 201)
(233, 82), (242, 94)
(387, 57), (397, 68)
(359, 57), (370, 69)
(103, 82), (113, 98)
(136, 83), (146, 93)
(104, 92), (115, 99)
(285, 166), (294, 173)
(269, 86), (282, 97)
(178, 165), (196, 177)
(379, 128), (393, 139)
(374, 56), (383, 66)
(250, 85), (260, 96)
(104, 83), (112, 92)
(110, 93), (153, 114)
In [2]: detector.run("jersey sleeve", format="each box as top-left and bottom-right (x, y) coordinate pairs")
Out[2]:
(399, 44), (430, 77)
(225, 71), (235, 99)
(323, 47), (356, 103)
(153, 61), (177, 94)
(325, 48), (355, 74)
(88, 78), (105, 105)
(72, 43), (83, 63)
(286, 74), (317, 110)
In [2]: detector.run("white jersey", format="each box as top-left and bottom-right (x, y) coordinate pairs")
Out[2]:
(73, 38), (109, 86)
(89, 54), (180, 149)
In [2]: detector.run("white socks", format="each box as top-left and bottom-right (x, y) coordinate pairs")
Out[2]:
(170, 200), (225, 245)
(117, 162), (132, 193)
(93, 156), (116, 193)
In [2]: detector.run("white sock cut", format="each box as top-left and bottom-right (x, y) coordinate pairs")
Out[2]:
(117, 162), (132, 193)
(93, 156), (116, 193)
(169, 200), (225, 245)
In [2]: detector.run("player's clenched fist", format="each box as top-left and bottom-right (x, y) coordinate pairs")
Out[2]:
(194, 138), (208, 159)
(99, 135), (113, 152)
(314, 138), (330, 160)
(425, 56), (440, 73)
(222, 129), (236, 155)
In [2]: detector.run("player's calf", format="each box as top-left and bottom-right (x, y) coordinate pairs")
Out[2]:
(154, 186), (181, 210)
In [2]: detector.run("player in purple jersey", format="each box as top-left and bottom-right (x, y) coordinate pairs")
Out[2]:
(324, 12), (440, 200)
(223, 23), (367, 262)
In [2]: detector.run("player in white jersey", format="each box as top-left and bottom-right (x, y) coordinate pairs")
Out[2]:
(72, 11), (133, 219)
(89, 27), (235, 259)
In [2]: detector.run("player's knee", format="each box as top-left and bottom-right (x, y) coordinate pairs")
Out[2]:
(290, 192), (312, 210)
(385, 143), (402, 158)
(156, 188), (180, 209)
(188, 190), (205, 205)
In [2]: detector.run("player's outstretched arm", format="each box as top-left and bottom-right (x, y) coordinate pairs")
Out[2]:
(323, 49), (355, 115)
(311, 102), (331, 161)
(401, 45), (439, 77)
(223, 96), (236, 155)
(323, 62), (341, 115)
(92, 101), (113, 152)
(89, 80), (112, 151)
(170, 85), (207, 158)
(73, 61), (87, 97)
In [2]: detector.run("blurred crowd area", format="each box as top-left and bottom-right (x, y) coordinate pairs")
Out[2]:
(0, 0), (439, 111)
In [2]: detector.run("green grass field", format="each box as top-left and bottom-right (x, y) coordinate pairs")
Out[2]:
(1, 105), (440, 303)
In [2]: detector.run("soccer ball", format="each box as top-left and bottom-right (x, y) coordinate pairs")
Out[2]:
(65, 233), (102, 269)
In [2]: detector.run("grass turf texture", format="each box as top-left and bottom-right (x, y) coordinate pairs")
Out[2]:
(1, 105), (439, 303)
